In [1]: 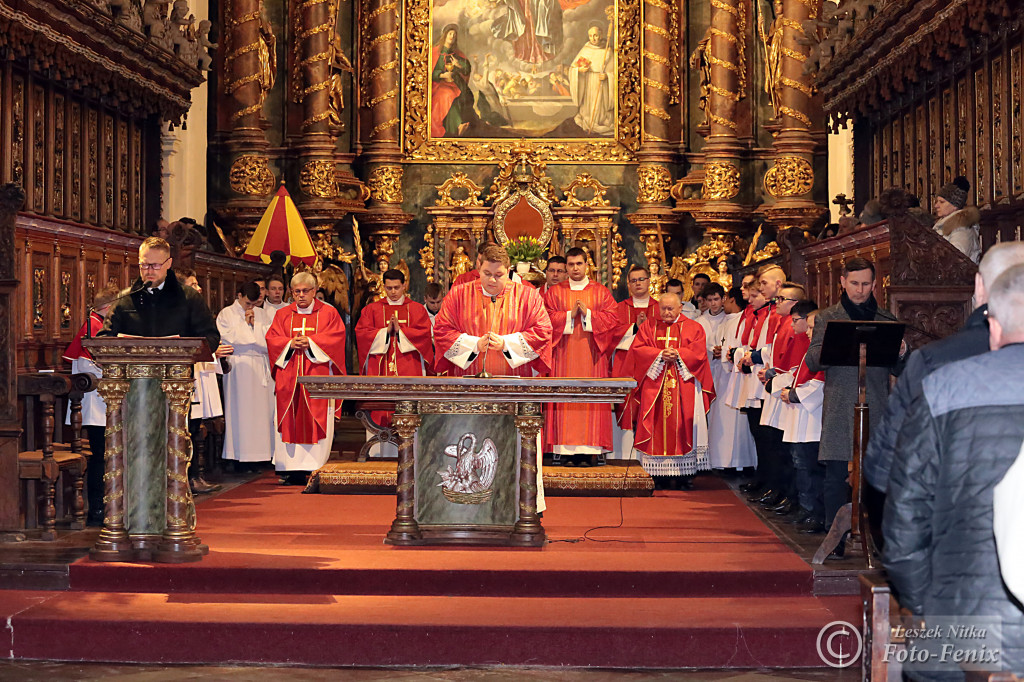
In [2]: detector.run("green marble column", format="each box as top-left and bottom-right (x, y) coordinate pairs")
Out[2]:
(123, 378), (168, 535)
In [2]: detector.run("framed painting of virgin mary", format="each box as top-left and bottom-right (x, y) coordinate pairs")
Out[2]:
(401, 0), (641, 162)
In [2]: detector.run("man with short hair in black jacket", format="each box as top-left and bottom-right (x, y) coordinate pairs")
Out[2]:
(884, 263), (1024, 681)
(99, 236), (219, 351)
(865, 241), (1024, 492)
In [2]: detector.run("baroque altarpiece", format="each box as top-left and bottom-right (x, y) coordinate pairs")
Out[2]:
(207, 0), (830, 301)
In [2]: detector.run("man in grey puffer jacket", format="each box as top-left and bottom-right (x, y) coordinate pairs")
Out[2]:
(884, 263), (1024, 681)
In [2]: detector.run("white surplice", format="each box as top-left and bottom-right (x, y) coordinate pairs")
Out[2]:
(217, 301), (276, 462)
(702, 311), (756, 469)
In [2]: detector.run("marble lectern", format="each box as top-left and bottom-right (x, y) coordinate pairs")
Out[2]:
(82, 337), (211, 563)
(302, 376), (634, 547)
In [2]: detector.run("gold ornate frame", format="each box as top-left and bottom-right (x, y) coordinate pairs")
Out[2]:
(401, 0), (642, 163)
(492, 190), (556, 247)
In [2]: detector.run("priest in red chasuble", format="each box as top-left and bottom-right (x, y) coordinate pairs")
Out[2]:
(631, 293), (716, 489)
(611, 264), (661, 456)
(432, 243), (552, 512)
(355, 269), (434, 456)
(265, 272), (347, 483)
(542, 247), (619, 465)
(433, 243), (552, 378)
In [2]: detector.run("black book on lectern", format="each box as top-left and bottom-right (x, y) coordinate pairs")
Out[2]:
(820, 320), (906, 368)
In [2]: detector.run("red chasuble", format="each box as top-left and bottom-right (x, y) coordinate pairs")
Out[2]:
(631, 317), (716, 458)
(265, 301), (347, 444)
(354, 297), (434, 427)
(542, 280), (619, 452)
(433, 280), (552, 377)
(63, 312), (105, 362)
(611, 298), (661, 430)
(354, 298), (434, 377)
(452, 269), (479, 288)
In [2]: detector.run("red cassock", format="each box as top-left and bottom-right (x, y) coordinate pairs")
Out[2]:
(451, 269), (479, 288)
(265, 301), (347, 445)
(610, 298), (661, 431)
(63, 312), (105, 362)
(433, 280), (552, 377)
(631, 317), (716, 458)
(354, 297), (434, 426)
(542, 280), (619, 452)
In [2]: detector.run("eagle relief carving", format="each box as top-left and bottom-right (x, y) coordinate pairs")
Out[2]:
(437, 433), (498, 504)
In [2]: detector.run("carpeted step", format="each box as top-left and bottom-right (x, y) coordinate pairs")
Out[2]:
(8, 590), (861, 668)
(68, 560), (812, 598)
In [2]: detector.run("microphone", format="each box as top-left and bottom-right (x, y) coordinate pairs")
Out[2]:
(490, 295), (497, 304)
(86, 281), (152, 339)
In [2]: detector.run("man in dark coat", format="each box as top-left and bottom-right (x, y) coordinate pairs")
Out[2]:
(100, 236), (219, 351)
(805, 257), (906, 546)
(864, 241), (1024, 492)
(884, 263), (1024, 681)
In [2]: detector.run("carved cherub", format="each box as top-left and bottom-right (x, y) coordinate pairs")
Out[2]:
(170, 0), (194, 51)
(143, 0), (172, 38)
(197, 19), (218, 71)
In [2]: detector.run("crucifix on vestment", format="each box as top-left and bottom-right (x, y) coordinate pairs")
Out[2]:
(293, 318), (316, 336)
(656, 327), (677, 348)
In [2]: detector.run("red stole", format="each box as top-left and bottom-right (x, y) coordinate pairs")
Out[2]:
(631, 318), (715, 458)
(265, 300), (347, 444)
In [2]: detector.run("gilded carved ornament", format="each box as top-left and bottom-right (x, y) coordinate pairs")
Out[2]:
(763, 156), (814, 197)
(610, 224), (628, 289)
(487, 147), (558, 206)
(368, 166), (404, 204)
(300, 160), (338, 198)
(702, 162), (741, 200)
(419, 223), (436, 282)
(637, 165), (673, 203)
(435, 173), (485, 207)
(228, 155), (275, 196)
(561, 173), (611, 208)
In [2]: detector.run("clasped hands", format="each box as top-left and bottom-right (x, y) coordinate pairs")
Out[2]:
(214, 343), (233, 358)
(244, 309), (255, 326)
(475, 332), (505, 353)
(780, 387), (792, 404)
(571, 300), (589, 318)
(660, 347), (679, 362)
(636, 312), (647, 326)
(290, 335), (311, 351)
(387, 315), (401, 334)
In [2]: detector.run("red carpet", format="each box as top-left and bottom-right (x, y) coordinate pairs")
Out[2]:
(5, 474), (861, 668)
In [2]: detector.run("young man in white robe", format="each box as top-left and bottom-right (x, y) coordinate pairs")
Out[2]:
(217, 281), (276, 470)
(705, 286), (756, 472)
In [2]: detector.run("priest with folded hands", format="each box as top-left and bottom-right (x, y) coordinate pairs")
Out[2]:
(630, 292), (716, 490)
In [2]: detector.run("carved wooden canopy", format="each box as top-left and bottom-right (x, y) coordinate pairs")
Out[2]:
(0, 0), (206, 120)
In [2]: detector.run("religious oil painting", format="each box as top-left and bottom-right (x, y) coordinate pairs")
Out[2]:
(402, 0), (642, 162)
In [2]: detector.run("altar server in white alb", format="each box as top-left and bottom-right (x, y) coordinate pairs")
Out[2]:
(178, 270), (226, 494)
(777, 306), (826, 534)
(62, 285), (120, 526)
(217, 280), (276, 467)
(706, 286), (756, 471)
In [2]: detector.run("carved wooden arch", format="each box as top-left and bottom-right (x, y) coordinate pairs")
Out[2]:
(491, 189), (555, 249)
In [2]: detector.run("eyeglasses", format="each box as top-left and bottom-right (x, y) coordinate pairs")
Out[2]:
(628, 277), (649, 284)
(791, 316), (806, 322)
(292, 287), (316, 295)
(138, 256), (170, 271)
(778, 297), (802, 302)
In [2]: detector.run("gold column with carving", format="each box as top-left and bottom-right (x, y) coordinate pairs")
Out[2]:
(642, 0), (679, 146)
(358, 0), (410, 275)
(761, 0), (824, 239)
(221, 0), (278, 252)
(90, 373), (133, 561)
(291, 0), (366, 231)
(511, 403), (545, 546)
(154, 373), (204, 563)
(386, 401), (422, 544)
(690, 0), (750, 235)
